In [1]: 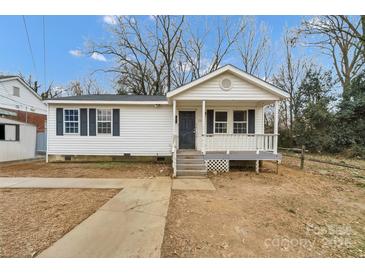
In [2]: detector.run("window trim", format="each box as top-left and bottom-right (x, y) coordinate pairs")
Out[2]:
(96, 108), (113, 136)
(213, 110), (228, 134)
(0, 123), (19, 142)
(233, 110), (248, 134)
(63, 108), (80, 135)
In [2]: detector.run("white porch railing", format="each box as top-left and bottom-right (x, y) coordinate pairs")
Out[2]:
(172, 134), (177, 177)
(204, 134), (278, 153)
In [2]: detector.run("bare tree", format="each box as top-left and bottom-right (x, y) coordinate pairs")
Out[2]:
(67, 76), (105, 96)
(339, 15), (365, 59)
(178, 16), (244, 84)
(236, 16), (272, 78)
(272, 30), (308, 144)
(40, 83), (63, 100)
(90, 16), (166, 95)
(91, 16), (244, 93)
(156, 16), (184, 92)
(298, 16), (364, 95)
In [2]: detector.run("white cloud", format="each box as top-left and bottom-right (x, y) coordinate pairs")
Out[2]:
(148, 15), (156, 21)
(69, 49), (83, 57)
(91, 52), (107, 62)
(103, 15), (117, 25)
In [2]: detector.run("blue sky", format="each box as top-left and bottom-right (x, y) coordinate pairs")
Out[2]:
(0, 15), (309, 92)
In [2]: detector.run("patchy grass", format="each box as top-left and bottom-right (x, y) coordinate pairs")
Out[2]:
(0, 160), (171, 178)
(0, 188), (120, 258)
(162, 157), (365, 258)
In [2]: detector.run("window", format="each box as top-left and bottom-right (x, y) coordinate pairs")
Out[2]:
(0, 124), (18, 141)
(13, 86), (20, 97)
(214, 111), (227, 134)
(233, 111), (247, 134)
(64, 109), (79, 134)
(97, 109), (112, 134)
(0, 124), (5, 140)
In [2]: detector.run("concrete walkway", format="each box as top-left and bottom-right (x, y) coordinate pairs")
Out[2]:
(0, 176), (171, 257)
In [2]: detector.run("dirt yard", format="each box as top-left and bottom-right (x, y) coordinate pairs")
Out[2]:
(0, 188), (120, 257)
(162, 157), (365, 258)
(0, 160), (171, 178)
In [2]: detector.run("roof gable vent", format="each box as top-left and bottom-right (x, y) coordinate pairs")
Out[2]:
(220, 78), (232, 91)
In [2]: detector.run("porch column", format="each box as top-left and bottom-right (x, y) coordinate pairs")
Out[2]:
(172, 100), (176, 136)
(274, 100), (279, 154)
(202, 100), (206, 154)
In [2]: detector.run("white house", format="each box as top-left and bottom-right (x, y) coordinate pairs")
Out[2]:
(0, 75), (47, 132)
(46, 65), (289, 176)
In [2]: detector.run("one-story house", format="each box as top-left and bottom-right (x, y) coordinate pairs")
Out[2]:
(46, 65), (289, 176)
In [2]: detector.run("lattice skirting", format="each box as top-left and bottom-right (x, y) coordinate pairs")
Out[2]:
(205, 159), (230, 173)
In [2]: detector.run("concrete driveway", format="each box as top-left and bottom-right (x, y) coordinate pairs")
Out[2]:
(0, 176), (171, 258)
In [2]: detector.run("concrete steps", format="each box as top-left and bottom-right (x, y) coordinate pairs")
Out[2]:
(176, 150), (207, 177)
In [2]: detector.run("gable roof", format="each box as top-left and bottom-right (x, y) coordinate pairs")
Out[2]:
(0, 75), (43, 101)
(46, 94), (168, 104)
(166, 64), (289, 99)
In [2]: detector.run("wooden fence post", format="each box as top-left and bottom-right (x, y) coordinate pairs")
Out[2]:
(300, 145), (305, 169)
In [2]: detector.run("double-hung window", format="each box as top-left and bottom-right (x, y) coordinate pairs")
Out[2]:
(233, 110), (247, 134)
(97, 109), (112, 134)
(214, 111), (228, 134)
(64, 109), (79, 134)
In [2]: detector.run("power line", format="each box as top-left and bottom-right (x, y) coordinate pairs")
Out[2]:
(22, 16), (38, 78)
(42, 16), (47, 94)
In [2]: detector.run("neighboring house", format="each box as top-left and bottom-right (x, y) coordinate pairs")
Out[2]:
(46, 65), (289, 176)
(0, 117), (37, 162)
(0, 75), (47, 132)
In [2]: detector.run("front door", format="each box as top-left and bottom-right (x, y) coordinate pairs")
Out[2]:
(179, 111), (195, 149)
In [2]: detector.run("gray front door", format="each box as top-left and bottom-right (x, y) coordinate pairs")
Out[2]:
(179, 111), (195, 149)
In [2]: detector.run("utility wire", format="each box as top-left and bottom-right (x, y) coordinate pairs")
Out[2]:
(42, 16), (47, 94)
(22, 15), (38, 79)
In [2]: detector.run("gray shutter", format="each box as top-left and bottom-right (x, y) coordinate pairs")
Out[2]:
(113, 109), (120, 136)
(15, 124), (20, 141)
(80, 108), (88, 136)
(207, 110), (214, 134)
(89, 108), (96, 136)
(248, 109), (255, 134)
(56, 108), (63, 136)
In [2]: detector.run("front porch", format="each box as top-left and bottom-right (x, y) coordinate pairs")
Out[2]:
(171, 99), (281, 177)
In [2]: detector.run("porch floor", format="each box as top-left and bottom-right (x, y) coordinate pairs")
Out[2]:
(204, 151), (281, 161)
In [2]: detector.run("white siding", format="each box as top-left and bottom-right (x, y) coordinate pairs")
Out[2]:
(0, 118), (36, 162)
(47, 104), (173, 156)
(173, 72), (278, 101)
(0, 78), (47, 115)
